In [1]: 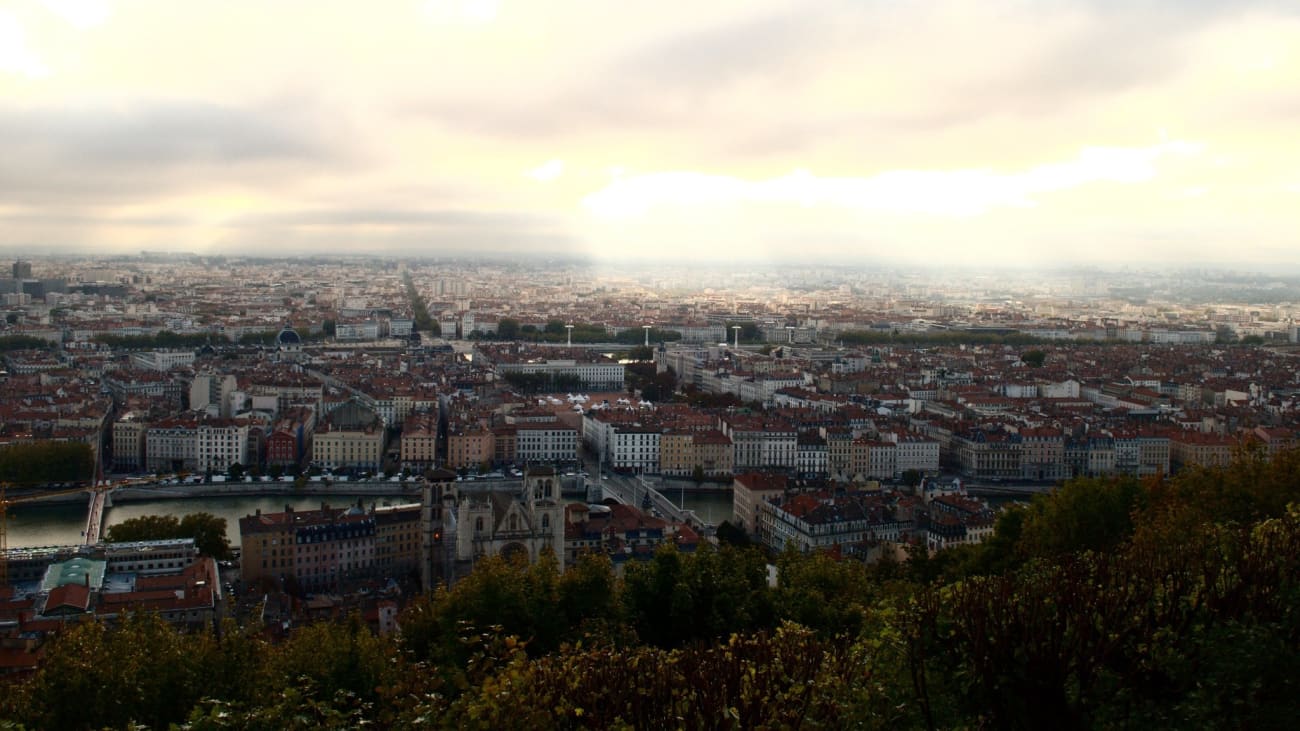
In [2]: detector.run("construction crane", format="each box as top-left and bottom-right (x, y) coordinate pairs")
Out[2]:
(0, 478), (144, 587)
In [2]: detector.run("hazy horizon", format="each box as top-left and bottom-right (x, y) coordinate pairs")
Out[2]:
(3, 1), (1299, 267)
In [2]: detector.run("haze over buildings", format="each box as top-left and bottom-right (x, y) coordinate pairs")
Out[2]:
(2, 0), (1299, 268)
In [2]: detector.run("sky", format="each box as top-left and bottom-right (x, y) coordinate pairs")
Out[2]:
(2, 0), (1300, 268)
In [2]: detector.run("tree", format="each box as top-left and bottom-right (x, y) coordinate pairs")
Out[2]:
(107, 514), (182, 543)
(106, 512), (231, 559)
(773, 546), (873, 637)
(1016, 476), (1147, 558)
(627, 345), (654, 361)
(901, 469), (923, 488)
(714, 521), (751, 547)
(11, 612), (222, 730)
(0, 441), (95, 485)
(622, 543), (773, 648)
(1020, 349), (1047, 367)
(496, 317), (520, 340)
(558, 552), (622, 639)
(227, 462), (246, 482)
(180, 512), (234, 560)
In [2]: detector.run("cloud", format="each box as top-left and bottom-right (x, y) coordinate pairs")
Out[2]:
(209, 206), (575, 257)
(527, 159), (565, 182)
(0, 98), (349, 203)
(226, 207), (560, 230)
(43, 0), (112, 29)
(3, 0), (1300, 266)
(582, 142), (1203, 218)
(0, 10), (49, 77)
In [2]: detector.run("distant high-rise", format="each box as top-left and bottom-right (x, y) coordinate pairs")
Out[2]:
(12, 260), (31, 279)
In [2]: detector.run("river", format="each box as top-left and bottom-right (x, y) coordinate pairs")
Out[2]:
(5, 491), (737, 549)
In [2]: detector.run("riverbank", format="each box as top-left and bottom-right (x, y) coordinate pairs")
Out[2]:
(111, 481), (423, 503)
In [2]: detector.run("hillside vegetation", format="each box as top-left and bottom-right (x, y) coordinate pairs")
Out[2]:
(3, 446), (1300, 729)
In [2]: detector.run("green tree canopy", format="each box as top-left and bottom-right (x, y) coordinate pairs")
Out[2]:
(106, 511), (232, 559)
(0, 441), (94, 485)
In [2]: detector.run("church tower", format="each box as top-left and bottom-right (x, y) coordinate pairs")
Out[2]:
(524, 466), (566, 567)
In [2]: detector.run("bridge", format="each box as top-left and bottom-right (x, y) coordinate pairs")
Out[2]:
(596, 473), (712, 531)
(82, 488), (110, 544)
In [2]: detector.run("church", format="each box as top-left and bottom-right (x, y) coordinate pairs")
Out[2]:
(425, 466), (567, 586)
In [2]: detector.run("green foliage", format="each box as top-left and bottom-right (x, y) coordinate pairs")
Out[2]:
(400, 551), (571, 668)
(622, 543), (774, 647)
(500, 370), (586, 393)
(836, 329), (1090, 347)
(6, 613), (226, 730)
(495, 317), (520, 340)
(773, 546), (873, 637)
(237, 330), (279, 345)
(714, 519), (751, 547)
(723, 320), (761, 344)
(445, 623), (880, 730)
(610, 327), (681, 345)
(402, 271), (437, 335)
(8, 448), (1300, 728)
(0, 441), (94, 486)
(0, 335), (54, 351)
(1020, 348), (1047, 367)
(106, 511), (232, 559)
(94, 330), (213, 349)
(625, 344), (653, 360)
(1016, 475), (1147, 557)
(261, 614), (398, 708)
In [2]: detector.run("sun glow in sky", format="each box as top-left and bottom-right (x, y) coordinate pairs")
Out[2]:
(2, 0), (1299, 266)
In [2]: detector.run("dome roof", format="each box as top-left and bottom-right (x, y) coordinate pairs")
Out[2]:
(276, 326), (302, 346)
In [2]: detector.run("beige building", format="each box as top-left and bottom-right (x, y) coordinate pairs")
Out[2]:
(1170, 432), (1235, 470)
(658, 431), (696, 476)
(112, 414), (148, 471)
(400, 411), (439, 470)
(313, 425), (386, 471)
(660, 429), (733, 478)
(312, 400), (386, 471)
(732, 472), (788, 537)
(447, 425), (493, 470)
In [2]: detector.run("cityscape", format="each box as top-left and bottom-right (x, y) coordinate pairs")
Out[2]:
(4, 0), (1300, 727)
(1, 254), (1299, 710)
